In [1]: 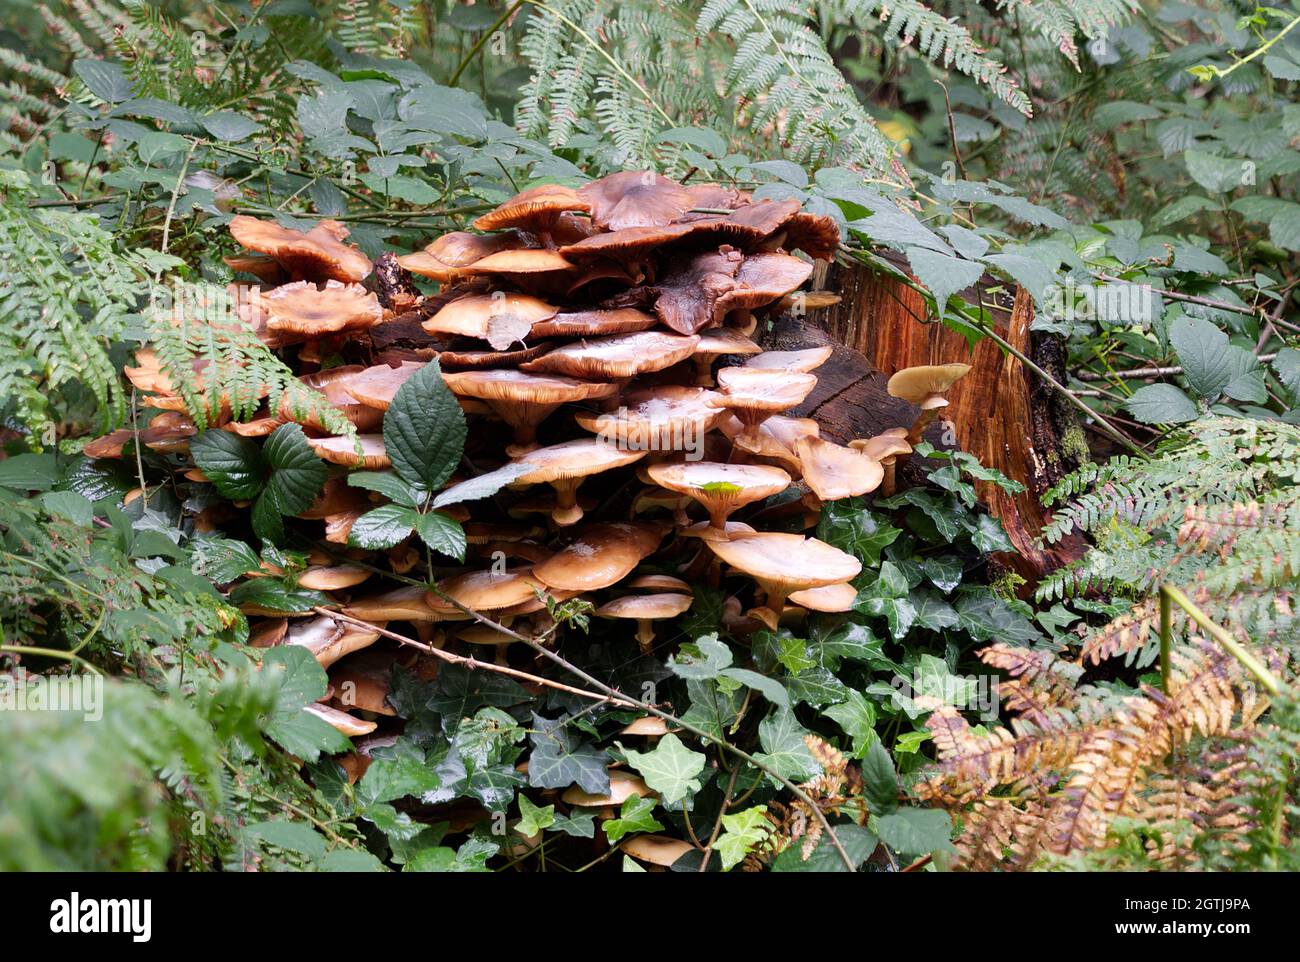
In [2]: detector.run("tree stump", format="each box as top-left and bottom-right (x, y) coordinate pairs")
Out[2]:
(764, 256), (1089, 588)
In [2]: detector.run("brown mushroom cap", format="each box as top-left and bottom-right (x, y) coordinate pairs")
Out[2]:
(229, 215), (372, 283)
(744, 346), (833, 374)
(574, 385), (725, 452)
(849, 431), (913, 463)
(473, 183), (590, 233)
(343, 584), (444, 623)
(258, 280), (382, 338)
(886, 363), (973, 408)
(437, 340), (554, 370)
(463, 248), (575, 275)
(512, 440), (651, 525)
(708, 532), (862, 618)
(557, 224), (696, 262)
(431, 229), (531, 267)
(561, 768), (655, 806)
(531, 308), (658, 339)
(520, 331), (700, 380)
(225, 417), (279, 439)
(288, 365), (382, 432)
(597, 593), (692, 621)
(709, 369), (818, 435)
(648, 246), (744, 335)
(776, 212), (841, 260)
(343, 361), (427, 410)
(298, 564), (372, 591)
(788, 581), (858, 613)
(329, 652), (397, 716)
(626, 574), (692, 593)
(532, 521), (668, 591)
(716, 252), (813, 313)
(579, 171), (694, 231)
(428, 567), (546, 613)
(308, 434), (389, 468)
(619, 716), (674, 737)
(304, 702), (377, 737)
(423, 293), (557, 339)
(620, 834), (693, 867)
(443, 369), (619, 457)
(795, 436), (884, 500)
(647, 461), (791, 538)
(694, 327), (763, 360)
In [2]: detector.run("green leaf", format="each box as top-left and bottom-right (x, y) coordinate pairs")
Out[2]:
(875, 808), (952, 856)
(754, 709), (820, 783)
(40, 490), (94, 526)
(550, 810), (596, 838)
(348, 504), (419, 549)
(262, 646), (351, 760)
(432, 461), (532, 508)
(823, 691), (879, 759)
(0, 453), (59, 491)
(619, 733), (706, 805)
(954, 589), (1041, 644)
(262, 424), (329, 515)
(719, 667), (790, 709)
(528, 713), (610, 794)
(516, 795), (556, 837)
(1269, 203), (1300, 252)
(348, 470), (420, 507)
(1183, 149), (1246, 193)
(1126, 384), (1199, 424)
(1272, 348), (1300, 395)
(414, 510), (467, 561)
(227, 578), (332, 614)
(383, 359), (466, 492)
(602, 795), (663, 843)
(859, 741), (899, 814)
(73, 59), (132, 103)
(246, 820), (327, 860)
(906, 248), (985, 323)
(1169, 316), (1232, 400)
(201, 111), (262, 142)
(191, 430), (264, 500)
(667, 633), (734, 680)
(713, 805), (774, 870)
(771, 823), (877, 872)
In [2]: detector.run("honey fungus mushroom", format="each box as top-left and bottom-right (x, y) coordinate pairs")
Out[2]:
(850, 429), (913, 497)
(795, 436), (884, 501)
(574, 385), (724, 455)
(473, 183), (591, 247)
(691, 328), (762, 386)
(257, 280), (382, 340)
(578, 170), (695, 231)
(442, 369), (618, 457)
(520, 331), (700, 382)
(647, 461), (791, 540)
(532, 521), (668, 592)
(229, 215), (372, 283)
(511, 439), (649, 526)
(561, 769), (655, 817)
(709, 367), (818, 444)
(708, 532), (862, 630)
(422, 293), (556, 340)
(596, 592), (692, 653)
(886, 363), (972, 445)
(621, 834), (693, 870)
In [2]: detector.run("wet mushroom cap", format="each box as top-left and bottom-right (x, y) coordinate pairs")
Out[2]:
(427, 568), (547, 613)
(304, 702), (377, 737)
(795, 436), (884, 500)
(579, 170), (695, 231)
(229, 215), (372, 283)
(708, 532), (862, 592)
(561, 769), (654, 806)
(532, 521), (668, 591)
(259, 280), (382, 336)
(437, 340), (554, 370)
(442, 368), (618, 406)
(308, 434), (390, 468)
(430, 229), (531, 267)
(711, 367), (818, 414)
(621, 834), (694, 867)
(343, 585), (444, 623)
(520, 331), (700, 380)
(744, 346), (833, 374)
(473, 183), (590, 232)
(574, 386), (725, 449)
(462, 248), (575, 275)
(788, 582), (858, 612)
(344, 361), (427, 410)
(694, 328), (763, 360)
(778, 212), (842, 260)
(514, 438), (649, 485)
(850, 432), (913, 462)
(626, 574), (692, 593)
(886, 363), (973, 408)
(423, 293), (557, 339)
(596, 593), (692, 621)
(298, 564), (371, 591)
(558, 224), (696, 261)
(531, 308), (658, 338)
(648, 461), (791, 506)
(650, 246), (744, 335)
(716, 252), (814, 312)
(620, 715), (673, 736)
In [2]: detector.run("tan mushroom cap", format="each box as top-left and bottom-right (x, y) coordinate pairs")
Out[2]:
(298, 564), (372, 591)
(795, 436), (884, 500)
(557, 223), (695, 261)
(647, 461), (791, 538)
(427, 567), (546, 613)
(423, 293), (557, 339)
(708, 532), (862, 623)
(626, 574), (691, 593)
(437, 340), (553, 370)
(259, 280), (382, 337)
(775, 289), (842, 313)
(343, 584), (446, 623)
(788, 582), (858, 613)
(719, 198), (803, 239)
(287, 614), (381, 669)
(850, 431), (913, 463)
(709, 368), (818, 441)
(621, 834), (693, 867)
(473, 183), (590, 233)
(250, 618), (289, 648)
(463, 248), (575, 275)
(619, 715), (673, 736)
(513, 439), (649, 525)
(744, 346), (833, 374)
(343, 360), (427, 410)
(289, 365), (382, 432)
(431, 229), (531, 267)
(531, 308), (658, 339)
(561, 769), (655, 806)
(886, 363), (972, 409)
(680, 519), (756, 540)
(329, 653), (397, 716)
(394, 250), (462, 282)
(720, 413), (819, 472)
(229, 215), (372, 283)
(443, 369), (619, 457)
(224, 253), (285, 284)
(574, 385), (724, 451)
(304, 702), (377, 737)
(521, 331), (700, 380)
(579, 170), (694, 231)
(308, 434), (389, 468)
(457, 624), (520, 647)
(651, 246), (745, 335)
(694, 328), (763, 359)
(597, 593), (692, 621)
(716, 252), (814, 312)
(532, 521), (668, 591)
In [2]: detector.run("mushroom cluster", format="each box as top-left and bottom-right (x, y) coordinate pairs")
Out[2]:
(86, 170), (973, 764)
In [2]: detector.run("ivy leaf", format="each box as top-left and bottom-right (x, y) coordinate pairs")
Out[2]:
(713, 805), (774, 870)
(261, 646), (351, 760)
(515, 795), (556, 837)
(1169, 316), (1232, 399)
(348, 504), (419, 550)
(823, 690), (879, 759)
(191, 430), (264, 500)
(1126, 383), (1199, 424)
(619, 733), (706, 805)
(954, 588), (1041, 644)
(414, 510), (467, 561)
(919, 555), (964, 592)
(667, 633), (734, 680)
(528, 713), (610, 794)
(754, 709), (820, 784)
(719, 667), (790, 709)
(602, 795), (663, 843)
(875, 807), (953, 856)
(679, 678), (744, 740)
(550, 810), (596, 838)
(383, 360), (466, 493)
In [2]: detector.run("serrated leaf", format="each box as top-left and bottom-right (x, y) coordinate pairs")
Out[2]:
(619, 733), (706, 805)
(73, 59), (132, 103)
(348, 504), (419, 549)
(191, 430), (264, 500)
(771, 823), (877, 872)
(383, 360), (466, 492)
(906, 247), (985, 323)
(414, 510), (467, 560)
(1126, 383), (1200, 424)
(1170, 316), (1232, 399)
(348, 470), (420, 507)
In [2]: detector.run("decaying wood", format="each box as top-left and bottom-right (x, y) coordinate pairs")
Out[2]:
(763, 255), (1089, 587)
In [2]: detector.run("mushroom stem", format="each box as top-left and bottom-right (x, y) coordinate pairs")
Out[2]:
(881, 460), (897, 497)
(493, 644), (510, 666)
(550, 479), (585, 526)
(634, 619), (656, 654)
(905, 408), (939, 447)
(495, 402), (561, 458)
(692, 355), (714, 387)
